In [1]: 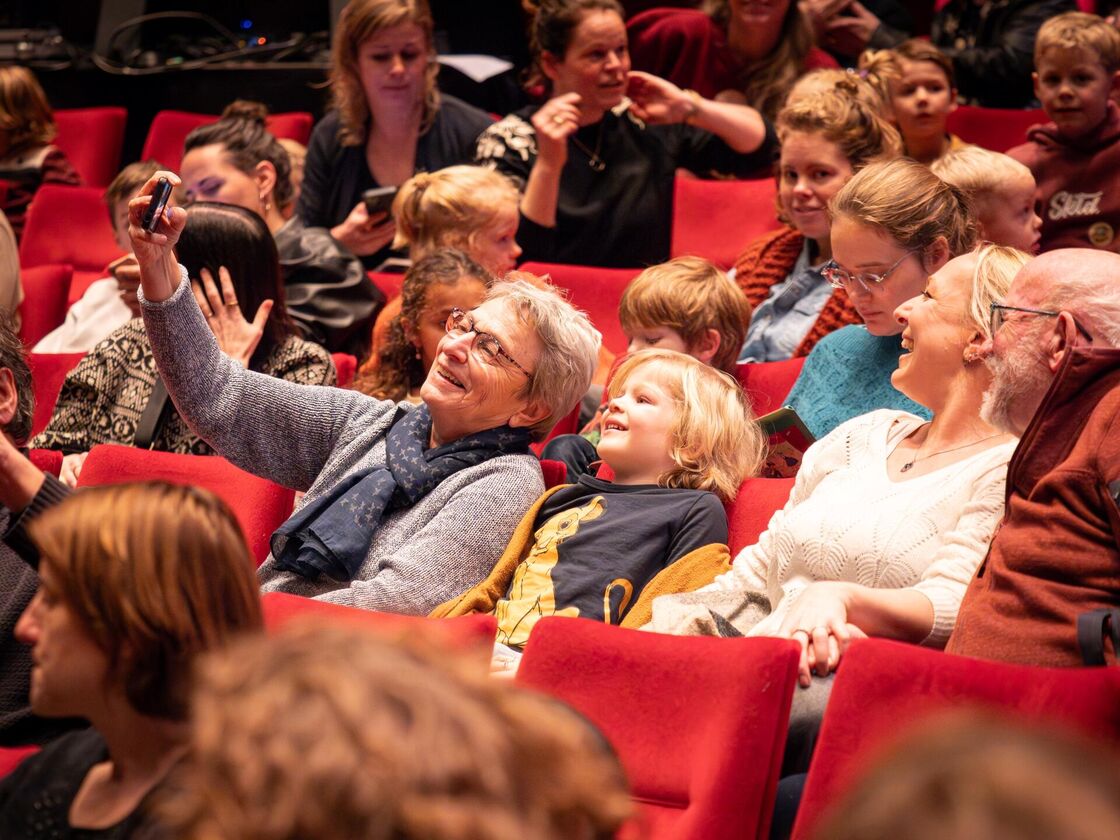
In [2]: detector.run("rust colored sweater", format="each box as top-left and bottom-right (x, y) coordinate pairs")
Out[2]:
(947, 345), (1120, 666)
(733, 227), (862, 358)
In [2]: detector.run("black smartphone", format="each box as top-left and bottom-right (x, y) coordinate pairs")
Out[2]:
(142, 178), (173, 233)
(362, 186), (398, 218)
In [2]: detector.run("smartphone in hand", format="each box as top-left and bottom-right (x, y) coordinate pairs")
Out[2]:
(142, 178), (173, 233)
(362, 186), (398, 218)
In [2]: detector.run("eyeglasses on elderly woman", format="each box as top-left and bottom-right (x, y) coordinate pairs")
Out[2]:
(445, 307), (533, 378)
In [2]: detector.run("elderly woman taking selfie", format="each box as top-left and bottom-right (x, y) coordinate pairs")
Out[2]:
(131, 172), (600, 614)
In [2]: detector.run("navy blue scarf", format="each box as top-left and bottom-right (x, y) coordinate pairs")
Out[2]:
(271, 404), (532, 580)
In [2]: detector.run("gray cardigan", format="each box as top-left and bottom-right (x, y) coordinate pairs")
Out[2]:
(141, 270), (544, 613)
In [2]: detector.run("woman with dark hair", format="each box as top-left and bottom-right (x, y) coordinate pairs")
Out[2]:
(32, 202), (336, 485)
(0, 481), (264, 838)
(354, 249), (492, 402)
(628, 0), (838, 121)
(478, 0), (776, 268)
(297, 0), (494, 270)
(181, 100), (383, 357)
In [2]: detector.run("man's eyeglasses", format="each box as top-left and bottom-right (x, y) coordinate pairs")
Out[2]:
(445, 308), (533, 378)
(989, 302), (1093, 342)
(822, 249), (919, 293)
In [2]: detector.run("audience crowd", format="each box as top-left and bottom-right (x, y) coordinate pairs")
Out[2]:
(2, 0), (1120, 837)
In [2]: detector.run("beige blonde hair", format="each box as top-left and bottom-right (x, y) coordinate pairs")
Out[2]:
(704, 0), (814, 120)
(330, 0), (440, 147)
(777, 89), (903, 171)
(965, 244), (1032, 340)
(0, 66), (56, 154)
(787, 64), (897, 113)
(607, 349), (765, 501)
(1036, 11), (1120, 73)
(931, 147), (1035, 231)
(29, 482), (263, 721)
(162, 622), (632, 840)
(618, 257), (752, 374)
(830, 157), (979, 260)
(392, 165), (520, 256)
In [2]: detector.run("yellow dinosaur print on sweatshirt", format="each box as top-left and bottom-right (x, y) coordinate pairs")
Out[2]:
(495, 496), (606, 647)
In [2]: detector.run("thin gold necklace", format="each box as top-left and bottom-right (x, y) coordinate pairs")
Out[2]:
(900, 428), (1004, 472)
(570, 122), (606, 172)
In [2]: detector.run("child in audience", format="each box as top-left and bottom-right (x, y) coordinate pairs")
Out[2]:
(785, 58), (898, 114)
(737, 89), (901, 363)
(433, 349), (766, 652)
(1008, 12), (1120, 252)
(0, 66), (81, 240)
(542, 256), (751, 479)
(34, 161), (159, 353)
(932, 147), (1043, 253)
(879, 40), (967, 166)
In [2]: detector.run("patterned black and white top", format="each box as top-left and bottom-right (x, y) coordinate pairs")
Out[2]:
(32, 319), (336, 455)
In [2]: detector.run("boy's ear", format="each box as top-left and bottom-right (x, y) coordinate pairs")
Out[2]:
(1032, 71), (1041, 100)
(688, 328), (722, 366)
(948, 86), (958, 113)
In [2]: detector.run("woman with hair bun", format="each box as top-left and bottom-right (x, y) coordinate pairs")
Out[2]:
(737, 90), (901, 362)
(298, 0), (494, 270)
(478, 0), (776, 268)
(0, 481), (263, 838)
(628, 0), (838, 121)
(181, 100), (383, 357)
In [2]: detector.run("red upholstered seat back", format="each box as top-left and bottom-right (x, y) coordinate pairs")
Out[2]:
(27, 352), (86, 437)
(52, 107), (128, 188)
(75, 444), (296, 566)
(260, 591), (498, 654)
(517, 262), (639, 355)
(735, 357), (806, 415)
(791, 638), (1120, 839)
(945, 105), (1048, 153)
(671, 177), (782, 269)
(726, 476), (795, 556)
(18, 185), (125, 303)
(517, 617), (800, 840)
(0, 745), (39, 780)
(19, 265), (73, 348)
(330, 352), (357, 388)
(141, 110), (314, 172)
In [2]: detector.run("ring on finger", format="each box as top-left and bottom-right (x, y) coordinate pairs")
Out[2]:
(552, 114), (565, 125)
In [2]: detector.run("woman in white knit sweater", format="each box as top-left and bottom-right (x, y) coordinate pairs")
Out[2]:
(650, 244), (1028, 687)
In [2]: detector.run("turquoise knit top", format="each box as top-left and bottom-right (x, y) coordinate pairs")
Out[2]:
(786, 325), (932, 440)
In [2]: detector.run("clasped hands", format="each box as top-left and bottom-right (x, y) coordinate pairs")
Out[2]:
(799, 0), (881, 57)
(778, 581), (868, 688)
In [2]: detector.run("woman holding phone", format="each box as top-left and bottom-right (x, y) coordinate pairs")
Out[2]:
(298, 0), (494, 270)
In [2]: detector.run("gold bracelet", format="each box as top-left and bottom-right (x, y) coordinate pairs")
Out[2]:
(683, 89), (703, 125)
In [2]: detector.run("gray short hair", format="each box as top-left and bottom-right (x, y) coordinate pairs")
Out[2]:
(1030, 249), (1120, 347)
(486, 279), (600, 442)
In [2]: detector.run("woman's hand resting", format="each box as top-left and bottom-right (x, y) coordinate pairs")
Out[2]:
(59, 452), (88, 489)
(192, 267), (273, 368)
(778, 581), (868, 687)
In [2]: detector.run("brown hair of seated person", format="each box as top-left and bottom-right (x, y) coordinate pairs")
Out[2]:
(353, 249), (493, 401)
(0, 309), (34, 444)
(28, 482), (264, 720)
(161, 622), (632, 840)
(810, 710), (1120, 840)
(523, 0), (625, 93)
(0, 66), (57, 155)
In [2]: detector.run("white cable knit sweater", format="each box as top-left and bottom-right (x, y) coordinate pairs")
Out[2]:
(695, 409), (1016, 646)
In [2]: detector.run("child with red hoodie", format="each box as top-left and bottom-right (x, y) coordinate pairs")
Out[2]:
(1008, 12), (1120, 253)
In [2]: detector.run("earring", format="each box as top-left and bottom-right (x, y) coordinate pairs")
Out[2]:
(963, 346), (981, 365)
(260, 194), (272, 213)
(414, 345), (422, 361)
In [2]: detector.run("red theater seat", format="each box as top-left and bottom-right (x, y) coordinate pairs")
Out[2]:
(726, 476), (794, 555)
(260, 591), (498, 654)
(671, 176), (782, 269)
(76, 444), (296, 566)
(0, 745), (39, 780)
(18, 185), (124, 303)
(946, 105), (1047, 153)
(141, 110), (314, 172)
(518, 262), (638, 355)
(736, 357), (807, 415)
(27, 352), (86, 437)
(53, 107), (128, 188)
(517, 617), (800, 840)
(791, 638), (1120, 840)
(19, 265), (73, 348)
(330, 352), (357, 388)
(368, 271), (404, 302)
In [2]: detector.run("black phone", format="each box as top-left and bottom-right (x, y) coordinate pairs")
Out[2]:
(142, 178), (172, 233)
(362, 186), (398, 218)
